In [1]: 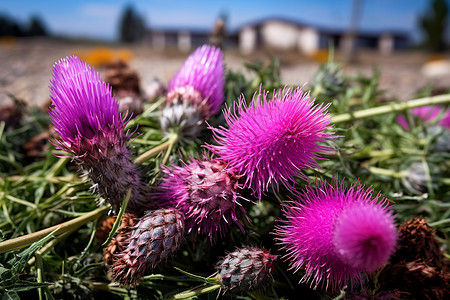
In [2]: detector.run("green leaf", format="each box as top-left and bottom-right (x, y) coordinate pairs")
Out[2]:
(102, 188), (131, 246)
(1, 230), (55, 287)
(1, 291), (20, 300)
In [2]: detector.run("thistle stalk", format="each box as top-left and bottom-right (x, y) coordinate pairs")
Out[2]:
(0, 206), (107, 253)
(134, 132), (178, 165)
(332, 94), (450, 123)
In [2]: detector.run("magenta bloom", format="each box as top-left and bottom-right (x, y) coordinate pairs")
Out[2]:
(49, 56), (147, 213)
(274, 178), (397, 291)
(397, 106), (450, 130)
(208, 87), (333, 198)
(50, 56), (125, 158)
(157, 157), (246, 243)
(167, 45), (224, 118)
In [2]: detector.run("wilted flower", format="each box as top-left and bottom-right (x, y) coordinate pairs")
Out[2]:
(274, 178), (397, 291)
(49, 56), (148, 213)
(111, 208), (185, 285)
(167, 45), (224, 118)
(397, 106), (450, 131)
(157, 157), (245, 243)
(216, 247), (277, 293)
(208, 87), (333, 198)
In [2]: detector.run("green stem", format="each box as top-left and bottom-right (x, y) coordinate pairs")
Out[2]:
(368, 167), (404, 179)
(27, 231), (72, 265)
(166, 284), (222, 300)
(0, 176), (80, 184)
(332, 94), (450, 123)
(46, 157), (68, 178)
(0, 206), (108, 253)
(36, 253), (44, 300)
(162, 135), (176, 165)
(429, 218), (450, 227)
(133, 132), (178, 165)
(1, 193), (37, 209)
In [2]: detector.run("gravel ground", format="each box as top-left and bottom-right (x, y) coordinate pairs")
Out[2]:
(1, 38), (450, 109)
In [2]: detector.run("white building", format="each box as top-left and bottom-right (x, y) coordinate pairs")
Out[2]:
(237, 18), (409, 55)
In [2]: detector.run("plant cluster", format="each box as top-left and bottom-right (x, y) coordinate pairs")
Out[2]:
(0, 44), (449, 300)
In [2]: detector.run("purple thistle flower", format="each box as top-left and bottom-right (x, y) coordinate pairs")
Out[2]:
(396, 106), (450, 130)
(49, 56), (148, 214)
(50, 56), (124, 156)
(274, 178), (397, 291)
(208, 87), (333, 199)
(157, 157), (246, 243)
(167, 45), (224, 118)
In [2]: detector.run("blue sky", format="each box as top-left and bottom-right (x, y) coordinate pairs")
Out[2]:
(0, 0), (438, 41)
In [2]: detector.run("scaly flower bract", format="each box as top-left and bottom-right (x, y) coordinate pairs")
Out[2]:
(208, 87), (333, 198)
(274, 178), (397, 291)
(217, 247), (277, 293)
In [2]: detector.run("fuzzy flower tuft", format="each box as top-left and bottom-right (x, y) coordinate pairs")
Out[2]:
(157, 157), (246, 243)
(208, 87), (333, 198)
(49, 56), (148, 213)
(167, 45), (224, 118)
(274, 178), (397, 291)
(49, 56), (126, 159)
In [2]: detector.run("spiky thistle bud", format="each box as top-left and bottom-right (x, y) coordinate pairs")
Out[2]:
(216, 247), (277, 293)
(157, 157), (246, 243)
(275, 178), (397, 291)
(208, 87), (333, 199)
(310, 61), (346, 99)
(111, 208), (185, 285)
(49, 56), (148, 214)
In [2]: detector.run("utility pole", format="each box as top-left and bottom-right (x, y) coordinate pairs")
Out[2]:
(343, 0), (363, 63)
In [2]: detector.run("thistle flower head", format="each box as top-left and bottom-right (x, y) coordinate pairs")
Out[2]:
(49, 56), (149, 214)
(217, 247), (277, 293)
(274, 178), (397, 291)
(49, 56), (126, 160)
(208, 87), (333, 198)
(157, 156), (246, 243)
(167, 45), (224, 118)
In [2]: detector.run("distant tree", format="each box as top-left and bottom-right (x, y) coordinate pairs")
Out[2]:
(27, 15), (47, 36)
(420, 0), (448, 52)
(119, 5), (145, 43)
(0, 15), (24, 37)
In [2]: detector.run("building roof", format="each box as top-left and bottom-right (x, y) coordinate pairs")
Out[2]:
(234, 16), (409, 40)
